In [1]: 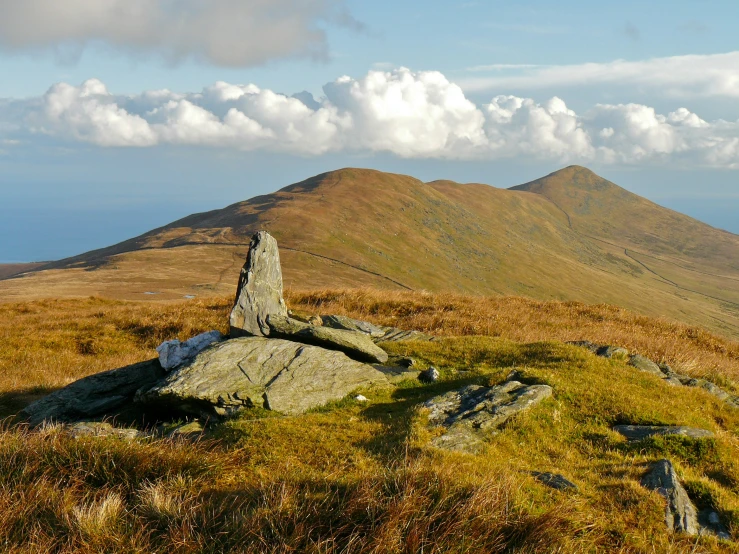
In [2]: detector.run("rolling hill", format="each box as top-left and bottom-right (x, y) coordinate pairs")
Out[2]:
(2, 165), (739, 339)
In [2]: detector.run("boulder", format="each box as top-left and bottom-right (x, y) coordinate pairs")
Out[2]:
(531, 472), (578, 491)
(641, 459), (700, 535)
(136, 337), (389, 417)
(322, 314), (434, 343)
(229, 231), (288, 338)
(156, 330), (223, 370)
(423, 380), (552, 453)
(628, 354), (666, 378)
(613, 425), (714, 441)
(266, 315), (389, 364)
(21, 359), (165, 427)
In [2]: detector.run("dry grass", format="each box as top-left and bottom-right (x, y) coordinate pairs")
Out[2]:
(1, 289), (739, 552)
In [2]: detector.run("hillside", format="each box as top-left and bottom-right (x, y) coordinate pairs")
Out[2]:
(2, 166), (739, 339)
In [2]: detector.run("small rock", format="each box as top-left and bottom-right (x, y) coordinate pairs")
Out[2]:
(641, 459), (700, 535)
(419, 366), (440, 383)
(354, 395), (368, 402)
(156, 330), (223, 371)
(229, 231), (288, 338)
(596, 345), (630, 359)
(629, 354), (666, 377)
(67, 422), (142, 440)
(613, 425), (715, 441)
(532, 472), (578, 491)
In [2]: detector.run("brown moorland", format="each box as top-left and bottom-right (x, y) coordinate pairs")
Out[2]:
(2, 166), (739, 341)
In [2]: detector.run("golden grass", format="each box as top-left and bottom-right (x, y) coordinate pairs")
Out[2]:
(1, 289), (739, 552)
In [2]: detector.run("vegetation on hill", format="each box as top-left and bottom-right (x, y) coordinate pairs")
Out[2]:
(1, 290), (739, 552)
(2, 166), (738, 341)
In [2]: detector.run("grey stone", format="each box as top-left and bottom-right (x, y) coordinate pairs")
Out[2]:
(322, 314), (435, 343)
(629, 354), (666, 377)
(532, 472), (578, 491)
(21, 359), (165, 427)
(685, 378), (739, 408)
(641, 460), (700, 535)
(596, 345), (630, 359)
(156, 330), (223, 370)
(66, 421), (143, 440)
(699, 510), (731, 540)
(419, 366), (440, 383)
(136, 337), (389, 417)
(266, 315), (389, 364)
(424, 380), (552, 453)
(613, 425), (715, 441)
(229, 231), (288, 338)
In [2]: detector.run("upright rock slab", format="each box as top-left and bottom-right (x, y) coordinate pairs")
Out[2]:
(136, 337), (389, 417)
(229, 231), (287, 337)
(641, 459), (700, 535)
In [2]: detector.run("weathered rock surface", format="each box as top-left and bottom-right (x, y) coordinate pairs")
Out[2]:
(419, 366), (440, 383)
(532, 472), (578, 491)
(641, 459), (700, 535)
(156, 330), (223, 370)
(136, 337), (389, 417)
(229, 231), (288, 338)
(424, 380), (553, 453)
(322, 314), (434, 343)
(614, 425), (715, 441)
(21, 359), (165, 427)
(267, 315), (389, 364)
(66, 421), (143, 440)
(597, 345), (630, 359)
(628, 354), (665, 377)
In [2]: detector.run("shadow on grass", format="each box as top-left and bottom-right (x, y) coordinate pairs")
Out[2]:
(0, 385), (60, 420)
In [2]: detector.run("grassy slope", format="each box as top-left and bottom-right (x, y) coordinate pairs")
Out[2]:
(2, 167), (739, 340)
(2, 291), (739, 552)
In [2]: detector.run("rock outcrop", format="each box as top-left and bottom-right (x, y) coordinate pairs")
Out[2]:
(21, 359), (165, 427)
(266, 315), (389, 364)
(424, 380), (552, 453)
(614, 425), (715, 441)
(136, 337), (389, 417)
(229, 231), (288, 337)
(157, 330), (223, 370)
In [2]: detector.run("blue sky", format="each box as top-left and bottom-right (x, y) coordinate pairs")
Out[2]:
(1, 0), (738, 262)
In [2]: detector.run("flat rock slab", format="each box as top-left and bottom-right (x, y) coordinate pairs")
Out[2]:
(532, 472), (578, 491)
(136, 337), (389, 417)
(267, 315), (389, 364)
(229, 231), (288, 338)
(641, 459), (700, 535)
(21, 359), (165, 427)
(424, 380), (552, 453)
(614, 425), (714, 441)
(322, 314), (434, 343)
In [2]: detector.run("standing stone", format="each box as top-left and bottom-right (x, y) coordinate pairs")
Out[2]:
(229, 231), (288, 337)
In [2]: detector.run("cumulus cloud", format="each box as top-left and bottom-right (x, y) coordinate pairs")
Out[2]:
(460, 51), (739, 99)
(3, 67), (739, 168)
(0, 0), (346, 67)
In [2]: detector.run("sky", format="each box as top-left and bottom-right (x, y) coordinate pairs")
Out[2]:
(1, 0), (738, 262)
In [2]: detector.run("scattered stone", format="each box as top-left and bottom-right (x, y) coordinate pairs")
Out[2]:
(136, 337), (388, 418)
(532, 472), (578, 491)
(156, 330), (223, 371)
(596, 345), (630, 359)
(66, 421), (143, 440)
(266, 315), (389, 364)
(424, 380), (553, 453)
(21, 359), (165, 427)
(613, 425), (715, 441)
(229, 231), (288, 338)
(373, 365), (422, 384)
(629, 354), (666, 378)
(419, 366), (440, 383)
(354, 395), (368, 402)
(641, 459), (700, 535)
(566, 340), (600, 354)
(685, 378), (739, 408)
(698, 510), (731, 540)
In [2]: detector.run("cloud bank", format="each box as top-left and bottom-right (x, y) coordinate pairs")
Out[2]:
(461, 52), (739, 99)
(0, 0), (344, 66)
(4, 67), (739, 167)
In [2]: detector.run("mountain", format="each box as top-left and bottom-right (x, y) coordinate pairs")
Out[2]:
(2, 166), (739, 339)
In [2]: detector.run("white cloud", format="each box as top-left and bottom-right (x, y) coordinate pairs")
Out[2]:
(460, 52), (739, 99)
(0, 0), (346, 67)
(3, 68), (739, 168)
